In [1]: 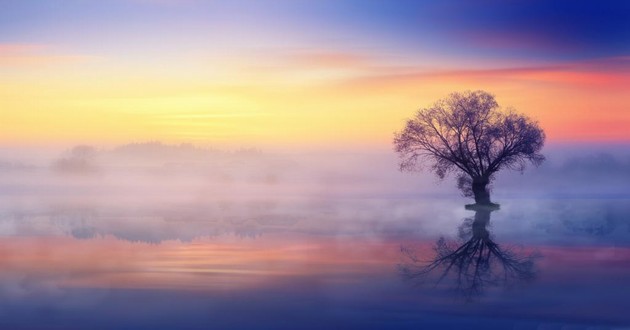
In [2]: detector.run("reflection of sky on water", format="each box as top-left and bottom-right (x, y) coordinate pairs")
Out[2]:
(0, 197), (629, 328)
(0, 150), (629, 328)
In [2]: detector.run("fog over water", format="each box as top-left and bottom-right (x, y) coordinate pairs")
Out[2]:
(1, 142), (629, 243)
(0, 142), (629, 329)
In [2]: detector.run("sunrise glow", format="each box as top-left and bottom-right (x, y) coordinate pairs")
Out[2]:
(2, 1), (628, 149)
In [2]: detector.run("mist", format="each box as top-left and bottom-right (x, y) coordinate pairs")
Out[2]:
(1, 141), (629, 244)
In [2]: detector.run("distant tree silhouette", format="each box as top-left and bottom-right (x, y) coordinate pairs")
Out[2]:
(52, 145), (98, 174)
(399, 206), (537, 300)
(394, 91), (545, 205)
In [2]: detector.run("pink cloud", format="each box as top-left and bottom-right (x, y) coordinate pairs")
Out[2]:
(337, 56), (630, 90)
(0, 43), (100, 68)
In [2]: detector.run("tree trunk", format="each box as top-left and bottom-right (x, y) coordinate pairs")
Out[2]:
(472, 177), (491, 205)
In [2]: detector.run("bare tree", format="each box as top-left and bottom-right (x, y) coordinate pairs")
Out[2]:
(399, 207), (537, 301)
(394, 91), (545, 205)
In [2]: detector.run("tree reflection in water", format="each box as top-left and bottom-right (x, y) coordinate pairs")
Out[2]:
(400, 206), (538, 300)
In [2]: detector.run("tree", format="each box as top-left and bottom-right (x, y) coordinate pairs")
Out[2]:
(393, 90), (545, 205)
(52, 145), (99, 174)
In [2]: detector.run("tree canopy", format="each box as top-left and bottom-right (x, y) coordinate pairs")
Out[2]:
(393, 90), (545, 203)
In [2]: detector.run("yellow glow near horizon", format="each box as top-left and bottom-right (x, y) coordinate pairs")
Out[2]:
(2, 47), (630, 149)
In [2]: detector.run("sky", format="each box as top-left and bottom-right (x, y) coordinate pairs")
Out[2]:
(1, 0), (629, 149)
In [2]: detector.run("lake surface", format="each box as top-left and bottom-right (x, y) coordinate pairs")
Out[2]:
(1, 194), (629, 329)
(1, 151), (629, 329)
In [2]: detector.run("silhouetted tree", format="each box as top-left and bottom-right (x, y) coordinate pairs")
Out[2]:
(52, 145), (98, 174)
(394, 91), (545, 205)
(399, 207), (537, 300)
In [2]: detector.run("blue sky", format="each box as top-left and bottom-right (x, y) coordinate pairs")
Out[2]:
(2, 0), (628, 63)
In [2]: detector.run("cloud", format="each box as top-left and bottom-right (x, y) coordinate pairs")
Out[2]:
(338, 57), (630, 90)
(285, 50), (371, 69)
(0, 44), (45, 54)
(0, 43), (100, 68)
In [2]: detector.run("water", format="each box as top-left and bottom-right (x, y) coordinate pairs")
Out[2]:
(0, 150), (629, 329)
